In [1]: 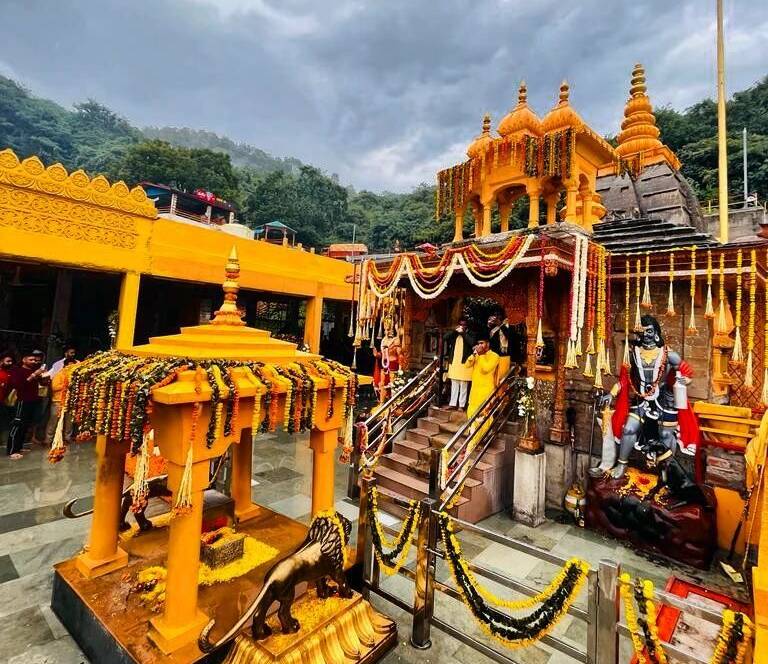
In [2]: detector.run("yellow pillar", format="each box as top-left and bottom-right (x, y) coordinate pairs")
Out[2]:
(581, 192), (593, 232)
(310, 427), (337, 516)
(148, 459), (209, 654)
(453, 209), (464, 243)
(116, 271), (140, 350)
(481, 201), (492, 237)
(564, 184), (579, 224)
(304, 293), (323, 353)
(231, 423), (263, 522)
(499, 202), (512, 233)
(76, 435), (129, 579)
(528, 186), (541, 228)
(753, 476), (768, 660)
(546, 193), (558, 225)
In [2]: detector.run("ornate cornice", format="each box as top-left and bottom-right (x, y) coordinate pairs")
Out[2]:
(0, 148), (157, 218)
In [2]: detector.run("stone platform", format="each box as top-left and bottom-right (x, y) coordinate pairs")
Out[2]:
(52, 505), (309, 663)
(585, 472), (717, 569)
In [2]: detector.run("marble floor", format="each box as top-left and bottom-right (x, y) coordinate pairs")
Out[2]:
(0, 433), (748, 664)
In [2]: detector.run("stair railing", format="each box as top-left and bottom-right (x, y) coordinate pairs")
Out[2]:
(346, 357), (441, 498)
(437, 370), (521, 508)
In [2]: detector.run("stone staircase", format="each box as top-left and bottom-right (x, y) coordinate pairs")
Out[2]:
(373, 405), (517, 523)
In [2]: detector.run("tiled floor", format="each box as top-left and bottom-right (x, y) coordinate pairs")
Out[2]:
(0, 433), (748, 663)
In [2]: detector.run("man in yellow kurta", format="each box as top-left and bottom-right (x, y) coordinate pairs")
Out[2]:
(464, 336), (500, 419)
(443, 319), (474, 410)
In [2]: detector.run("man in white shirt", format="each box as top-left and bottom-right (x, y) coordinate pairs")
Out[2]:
(47, 345), (77, 379)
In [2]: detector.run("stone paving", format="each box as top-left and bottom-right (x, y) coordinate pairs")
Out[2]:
(0, 432), (747, 663)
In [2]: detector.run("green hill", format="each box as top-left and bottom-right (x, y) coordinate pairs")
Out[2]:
(0, 72), (766, 252)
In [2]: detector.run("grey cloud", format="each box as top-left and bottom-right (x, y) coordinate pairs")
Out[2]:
(0, 0), (765, 191)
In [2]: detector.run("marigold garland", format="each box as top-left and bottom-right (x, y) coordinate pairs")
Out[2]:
(634, 258), (643, 331)
(624, 257), (631, 366)
(717, 253), (727, 334)
(687, 246), (698, 334)
(745, 249), (757, 387)
(437, 512), (589, 650)
(366, 485), (420, 575)
(732, 249), (744, 364)
(763, 248), (768, 405)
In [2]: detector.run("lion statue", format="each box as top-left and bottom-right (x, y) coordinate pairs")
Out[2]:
(198, 511), (352, 653)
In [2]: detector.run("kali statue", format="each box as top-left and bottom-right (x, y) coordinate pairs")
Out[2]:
(594, 315), (699, 479)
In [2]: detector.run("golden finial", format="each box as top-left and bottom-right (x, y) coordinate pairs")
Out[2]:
(211, 246), (246, 326)
(630, 63), (647, 98)
(482, 113), (491, 134)
(558, 80), (570, 105)
(518, 80), (528, 105)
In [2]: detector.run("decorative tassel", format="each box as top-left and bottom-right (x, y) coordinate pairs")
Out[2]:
(47, 408), (68, 463)
(622, 337), (630, 367)
(666, 281), (676, 316)
(535, 318), (544, 348)
(717, 298), (727, 334)
(130, 440), (150, 513)
(595, 339), (605, 375)
(338, 414), (354, 463)
(593, 362), (603, 389)
(582, 353), (594, 378)
(732, 327), (743, 364)
(762, 368), (768, 406)
(586, 328), (595, 355)
(745, 351), (754, 388)
(704, 284), (714, 318)
(642, 278), (652, 309)
(604, 345), (613, 375)
(634, 298), (642, 332)
(172, 444), (194, 516)
(565, 340), (576, 368)
(687, 296), (698, 334)
(576, 328), (583, 357)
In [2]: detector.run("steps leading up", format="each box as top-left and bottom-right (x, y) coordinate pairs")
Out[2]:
(373, 404), (517, 523)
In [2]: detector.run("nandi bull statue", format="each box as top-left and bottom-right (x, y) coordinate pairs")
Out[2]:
(198, 510), (352, 652)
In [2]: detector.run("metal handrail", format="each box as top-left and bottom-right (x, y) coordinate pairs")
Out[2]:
(443, 369), (517, 467)
(365, 357), (439, 430)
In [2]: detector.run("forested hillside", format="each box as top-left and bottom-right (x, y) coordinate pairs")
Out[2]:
(1, 73), (766, 252)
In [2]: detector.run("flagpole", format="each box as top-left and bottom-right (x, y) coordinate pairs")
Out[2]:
(716, 0), (729, 243)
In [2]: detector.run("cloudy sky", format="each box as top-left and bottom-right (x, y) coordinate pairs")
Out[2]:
(1, 0), (766, 192)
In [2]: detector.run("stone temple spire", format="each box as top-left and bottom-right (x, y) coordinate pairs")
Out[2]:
(615, 64), (679, 169)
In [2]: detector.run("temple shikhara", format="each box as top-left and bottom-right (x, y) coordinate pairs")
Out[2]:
(0, 55), (766, 664)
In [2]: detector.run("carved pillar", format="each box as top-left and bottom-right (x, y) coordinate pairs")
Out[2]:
(116, 271), (140, 350)
(549, 287), (569, 443)
(498, 201), (512, 233)
(564, 183), (579, 224)
(481, 200), (493, 237)
(470, 199), (482, 238)
(546, 193), (558, 225)
(453, 208), (464, 243)
(527, 185), (541, 229)
(580, 189), (593, 232)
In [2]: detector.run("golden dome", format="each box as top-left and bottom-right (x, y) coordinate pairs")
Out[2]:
(541, 81), (584, 133)
(467, 113), (494, 159)
(615, 64), (663, 158)
(498, 81), (543, 138)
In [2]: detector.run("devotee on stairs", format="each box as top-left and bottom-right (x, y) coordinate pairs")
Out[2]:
(464, 335), (500, 419)
(487, 313), (512, 382)
(45, 353), (78, 447)
(443, 318), (474, 410)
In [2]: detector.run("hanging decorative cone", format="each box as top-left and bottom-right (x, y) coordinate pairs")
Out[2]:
(717, 299), (727, 334)
(172, 445), (194, 516)
(130, 441), (150, 513)
(745, 351), (754, 388)
(622, 338), (630, 367)
(47, 407), (68, 463)
(565, 339), (576, 369)
(595, 339), (605, 375)
(641, 275), (652, 309)
(666, 281), (676, 316)
(634, 300), (642, 332)
(586, 328), (595, 355)
(582, 353), (594, 378)
(762, 368), (768, 406)
(593, 362), (604, 389)
(732, 328), (744, 364)
(535, 318), (544, 348)
(604, 344), (613, 375)
(338, 414), (355, 463)
(687, 296), (698, 334)
(704, 284), (715, 319)
(576, 328), (583, 357)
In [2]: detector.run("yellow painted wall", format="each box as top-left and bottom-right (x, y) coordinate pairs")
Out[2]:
(0, 149), (353, 301)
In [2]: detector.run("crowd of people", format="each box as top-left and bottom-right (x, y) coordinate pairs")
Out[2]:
(0, 345), (78, 459)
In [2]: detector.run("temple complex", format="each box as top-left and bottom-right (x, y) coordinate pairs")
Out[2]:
(1, 61), (767, 664)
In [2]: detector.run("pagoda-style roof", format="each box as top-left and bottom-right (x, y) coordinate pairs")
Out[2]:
(592, 215), (717, 254)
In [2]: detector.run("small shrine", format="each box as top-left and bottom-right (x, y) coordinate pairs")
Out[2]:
(49, 249), (396, 663)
